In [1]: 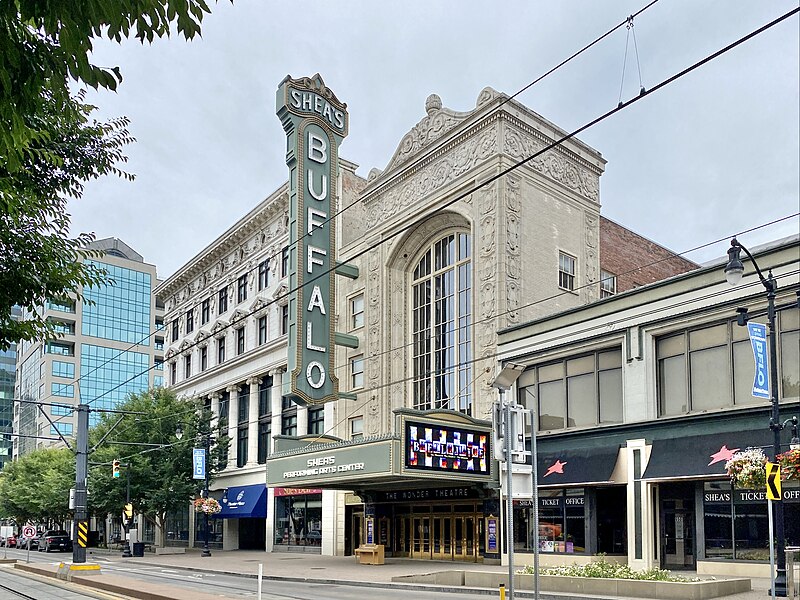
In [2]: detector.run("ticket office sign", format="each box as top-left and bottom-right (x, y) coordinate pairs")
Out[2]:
(276, 74), (348, 406)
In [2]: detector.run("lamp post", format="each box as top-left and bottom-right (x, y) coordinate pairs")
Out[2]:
(724, 237), (786, 596)
(175, 422), (212, 557)
(492, 362), (526, 600)
(122, 464), (132, 558)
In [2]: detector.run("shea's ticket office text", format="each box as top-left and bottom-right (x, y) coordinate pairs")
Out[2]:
(267, 409), (502, 562)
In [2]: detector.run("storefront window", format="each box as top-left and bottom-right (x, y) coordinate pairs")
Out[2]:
(195, 515), (223, 549)
(513, 488), (586, 554)
(703, 481), (799, 561)
(274, 492), (322, 548)
(165, 507), (189, 547)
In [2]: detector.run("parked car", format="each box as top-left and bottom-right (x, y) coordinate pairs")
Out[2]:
(38, 530), (72, 553)
(17, 534), (39, 550)
(2, 534), (17, 548)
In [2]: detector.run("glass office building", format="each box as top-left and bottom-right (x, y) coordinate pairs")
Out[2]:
(12, 239), (164, 457)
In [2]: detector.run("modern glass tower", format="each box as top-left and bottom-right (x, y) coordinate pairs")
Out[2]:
(13, 238), (165, 456)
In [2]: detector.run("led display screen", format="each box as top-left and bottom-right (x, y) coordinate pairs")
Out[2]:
(404, 421), (490, 474)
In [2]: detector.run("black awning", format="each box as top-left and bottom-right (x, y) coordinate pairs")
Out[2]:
(536, 445), (620, 486)
(643, 429), (773, 480)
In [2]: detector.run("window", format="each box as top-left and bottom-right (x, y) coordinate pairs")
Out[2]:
(171, 320), (179, 342)
(217, 338), (226, 364)
(155, 318), (164, 330)
(281, 246), (289, 278)
(780, 310), (799, 402)
(186, 309), (194, 334)
(154, 338), (164, 351)
(237, 274), (248, 303)
(201, 299), (210, 325)
(51, 382), (74, 397)
(351, 356), (364, 389)
(237, 427), (248, 468)
(238, 386), (250, 423)
(154, 375), (164, 387)
(655, 319), (793, 417)
(412, 232), (473, 414)
(51, 403), (71, 416)
(258, 316), (268, 345)
(600, 270), (616, 298)
(308, 407), (324, 435)
(45, 341), (74, 356)
(522, 348), (623, 432)
(170, 362), (177, 385)
(50, 423), (73, 437)
(51, 320), (75, 335)
(558, 252), (576, 291)
(184, 355), (192, 378)
(81, 261), (151, 345)
(258, 260), (270, 291)
(218, 287), (228, 314)
(52, 361), (75, 378)
(351, 294), (365, 329)
(281, 305), (289, 335)
(350, 416), (364, 441)
(47, 298), (76, 313)
(236, 327), (245, 355)
(281, 414), (297, 436)
(514, 488), (587, 554)
(258, 377), (272, 416)
(200, 347), (208, 371)
(257, 419), (271, 464)
(154, 358), (163, 371)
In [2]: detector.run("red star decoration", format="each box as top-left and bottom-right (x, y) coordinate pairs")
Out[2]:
(708, 445), (740, 466)
(544, 459), (567, 478)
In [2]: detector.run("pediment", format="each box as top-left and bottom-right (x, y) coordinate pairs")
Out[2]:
(194, 330), (210, 345)
(230, 308), (248, 324)
(178, 339), (192, 353)
(210, 319), (229, 336)
(380, 88), (500, 176)
(272, 283), (290, 307)
(164, 348), (176, 360)
(250, 296), (269, 314)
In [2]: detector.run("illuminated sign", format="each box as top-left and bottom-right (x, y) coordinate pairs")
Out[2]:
(276, 74), (348, 406)
(404, 421), (490, 474)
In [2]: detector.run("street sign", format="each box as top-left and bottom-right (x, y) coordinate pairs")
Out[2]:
(193, 448), (206, 480)
(766, 462), (782, 501)
(22, 525), (35, 538)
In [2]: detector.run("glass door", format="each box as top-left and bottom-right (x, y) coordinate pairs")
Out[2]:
(661, 510), (695, 569)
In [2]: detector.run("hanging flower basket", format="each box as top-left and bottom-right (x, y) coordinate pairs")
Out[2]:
(194, 497), (221, 515)
(725, 447), (768, 489)
(777, 448), (800, 481)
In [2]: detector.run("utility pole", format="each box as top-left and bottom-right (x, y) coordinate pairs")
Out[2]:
(72, 404), (89, 563)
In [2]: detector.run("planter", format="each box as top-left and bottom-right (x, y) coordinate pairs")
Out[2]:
(393, 571), (752, 600)
(777, 447), (800, 481)
(726, 448), (767, 489)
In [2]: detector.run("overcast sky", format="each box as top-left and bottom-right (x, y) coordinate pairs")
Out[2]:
(71, 0), (800, 279)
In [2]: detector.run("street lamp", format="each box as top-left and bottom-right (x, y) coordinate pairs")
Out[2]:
(724, 237), (786, 596)
(492, 362), (526, 600)
(175, 422), (212, 557)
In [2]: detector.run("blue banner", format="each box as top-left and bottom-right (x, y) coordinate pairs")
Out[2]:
(747, 322), (770, 399)
(193, 448), (206, 480)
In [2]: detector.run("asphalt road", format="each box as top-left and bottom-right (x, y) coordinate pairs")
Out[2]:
(0, 565), (124, 600)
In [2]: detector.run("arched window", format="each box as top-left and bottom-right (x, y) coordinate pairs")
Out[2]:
(411, 232), (472, 414)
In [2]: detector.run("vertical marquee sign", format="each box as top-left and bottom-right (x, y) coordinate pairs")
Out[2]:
(276, 74), (348, 406)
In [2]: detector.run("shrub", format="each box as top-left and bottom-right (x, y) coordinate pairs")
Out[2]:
(518, 555), (700, 582)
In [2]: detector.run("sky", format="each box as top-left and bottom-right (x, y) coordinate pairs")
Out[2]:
(71, 0), (800, 279)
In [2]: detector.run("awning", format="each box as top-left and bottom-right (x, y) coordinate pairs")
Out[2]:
(537, 445), (620, 486)
(643, 429), (773, 480)
(216, 484), (267, 519)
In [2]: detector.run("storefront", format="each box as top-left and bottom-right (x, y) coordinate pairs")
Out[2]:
(267, 409), (499, 561)
(212, 484), (267, 550)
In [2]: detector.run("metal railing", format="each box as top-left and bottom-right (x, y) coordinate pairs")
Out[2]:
(788, 547), (800, 599)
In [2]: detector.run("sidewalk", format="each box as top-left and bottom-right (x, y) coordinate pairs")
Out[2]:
(88, 547), (777, 599)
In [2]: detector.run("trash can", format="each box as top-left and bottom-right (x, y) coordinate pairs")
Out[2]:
(132, 542), (145, 557)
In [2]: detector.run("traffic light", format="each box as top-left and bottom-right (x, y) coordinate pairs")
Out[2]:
(124, 503), (133, 519)
(112, 459), (120, 478)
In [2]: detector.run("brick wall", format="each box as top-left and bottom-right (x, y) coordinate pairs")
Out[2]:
(600, 217), (698, 293)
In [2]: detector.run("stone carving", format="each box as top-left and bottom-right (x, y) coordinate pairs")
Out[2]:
(366, 123), (498, 229)
(585, 212), (599, 302)
(505, 176), (521, 324)
(503, 125), (599, 201)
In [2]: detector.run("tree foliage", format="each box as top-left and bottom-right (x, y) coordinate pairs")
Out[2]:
(88, 388), (229, 543)
(0, 1), (222, 349)
(0, 447), (74, 524)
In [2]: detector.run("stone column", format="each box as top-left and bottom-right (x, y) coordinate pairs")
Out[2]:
(270, 368), (284, 444)
(297, 406), (308, 437)
(209, 392), (221, 428)
(247, 376), (261, 466)
(226, 385), (240, 469)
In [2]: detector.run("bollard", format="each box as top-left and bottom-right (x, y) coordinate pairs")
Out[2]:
(499, 583), (506, 600)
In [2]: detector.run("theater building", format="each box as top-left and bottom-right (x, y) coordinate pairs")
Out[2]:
(496, 235), (799, 576)
(161, 77), (695, 557)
